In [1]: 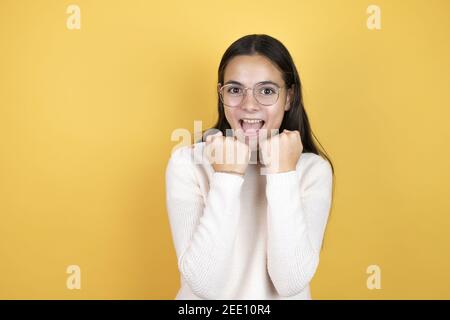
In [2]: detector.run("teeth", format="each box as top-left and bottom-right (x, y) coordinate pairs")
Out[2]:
(242, 119), (263, 124)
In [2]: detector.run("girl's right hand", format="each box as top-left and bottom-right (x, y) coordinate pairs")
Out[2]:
(204, 131), (250, 176)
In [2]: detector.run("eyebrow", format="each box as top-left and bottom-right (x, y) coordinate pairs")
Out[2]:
(223, 80), (281, 87)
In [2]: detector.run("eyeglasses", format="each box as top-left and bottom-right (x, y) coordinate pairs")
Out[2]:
(218, 82), (285, 108)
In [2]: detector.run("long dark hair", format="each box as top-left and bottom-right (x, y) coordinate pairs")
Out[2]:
(207, 34), (334, 174)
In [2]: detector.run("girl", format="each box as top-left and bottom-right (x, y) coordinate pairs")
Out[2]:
(166, 34), (335, 300)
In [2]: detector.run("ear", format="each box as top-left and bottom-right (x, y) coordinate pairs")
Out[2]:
(217, 83), (222, 93)
(284, 85), (294, 111)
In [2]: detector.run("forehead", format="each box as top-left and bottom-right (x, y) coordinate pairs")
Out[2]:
(223, 54), (284, 86)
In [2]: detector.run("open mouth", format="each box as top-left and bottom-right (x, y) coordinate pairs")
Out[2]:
(239, 118), (265, 136)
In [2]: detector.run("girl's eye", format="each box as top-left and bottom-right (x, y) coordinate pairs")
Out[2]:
(259, 87), (277, 95)
(227, 86), (243, 95)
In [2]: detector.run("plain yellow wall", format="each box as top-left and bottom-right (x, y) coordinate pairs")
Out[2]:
(1, 0), (449, 299)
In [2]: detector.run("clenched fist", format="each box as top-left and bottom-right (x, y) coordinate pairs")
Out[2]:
(204, 131), (251, 176)
(259, 129), (303, 174)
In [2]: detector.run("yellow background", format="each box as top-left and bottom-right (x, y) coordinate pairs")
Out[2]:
(1, 0), (449, 299)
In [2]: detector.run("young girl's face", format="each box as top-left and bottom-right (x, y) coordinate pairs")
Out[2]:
(219, 54), (293, 149)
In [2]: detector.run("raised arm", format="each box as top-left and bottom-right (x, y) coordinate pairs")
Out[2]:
(264, 158), (333, 297)
(165, 146), (244, 299)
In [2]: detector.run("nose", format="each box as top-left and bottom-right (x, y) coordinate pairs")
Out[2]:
(240, 88), (261, 112)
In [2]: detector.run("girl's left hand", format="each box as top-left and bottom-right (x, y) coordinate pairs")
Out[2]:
(259, 129), (303, 174)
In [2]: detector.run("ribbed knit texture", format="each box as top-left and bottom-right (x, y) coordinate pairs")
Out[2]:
(165, 142), (333, 300)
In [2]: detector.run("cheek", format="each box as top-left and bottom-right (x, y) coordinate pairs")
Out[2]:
(265, 106), (285, 130)
(224, 109), (239, 128)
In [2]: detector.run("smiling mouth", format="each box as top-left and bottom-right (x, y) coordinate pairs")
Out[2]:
(239, 118), (265, 135)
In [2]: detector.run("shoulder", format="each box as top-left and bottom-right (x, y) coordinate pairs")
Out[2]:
(298, 152), (331, 168)
(166, 143), (197, 188)
(166, 142), (208, 175)
(167, 142), (206, 163)
(297, 152), (333, 183)
(167, 144), (193, 165)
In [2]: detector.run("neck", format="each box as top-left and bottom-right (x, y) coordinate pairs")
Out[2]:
(249, 149), (263, 167)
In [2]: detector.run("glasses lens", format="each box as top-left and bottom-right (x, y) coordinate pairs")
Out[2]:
(254, 83), (280, 105)
(221, 84), (244, 107)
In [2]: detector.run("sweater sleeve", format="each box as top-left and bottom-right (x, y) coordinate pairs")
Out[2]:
(264, 157), (333, 297)
(165, 146), (244, 299)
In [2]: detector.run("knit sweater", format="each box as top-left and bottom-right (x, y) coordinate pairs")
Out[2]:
(165, 141), (333, 300)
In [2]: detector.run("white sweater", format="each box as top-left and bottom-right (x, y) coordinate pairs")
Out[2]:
(165, 141), (333, 300)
